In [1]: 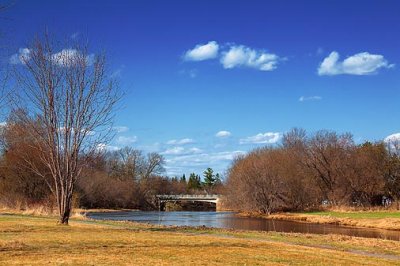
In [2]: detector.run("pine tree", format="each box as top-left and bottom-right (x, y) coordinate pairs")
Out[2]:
(188, 172), (201, 190)
(202, 168), (216, 188)
(215, 173), (222, 185)
(180, 174), (186, 184)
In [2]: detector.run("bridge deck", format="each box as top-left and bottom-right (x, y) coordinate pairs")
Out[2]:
(156, 194), (220, 201)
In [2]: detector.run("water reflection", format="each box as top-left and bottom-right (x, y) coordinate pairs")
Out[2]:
(88, 211), (400, 241)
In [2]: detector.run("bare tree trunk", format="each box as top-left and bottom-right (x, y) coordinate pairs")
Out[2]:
(13, 32), (119, 225)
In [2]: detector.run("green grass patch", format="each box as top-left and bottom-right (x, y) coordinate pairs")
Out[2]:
(302, 211), (400, 219)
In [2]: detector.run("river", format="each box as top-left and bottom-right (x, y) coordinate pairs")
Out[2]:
(87, 211), (400, 241)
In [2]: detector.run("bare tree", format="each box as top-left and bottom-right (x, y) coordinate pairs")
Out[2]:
(303, 130), (354, 205)
(141, 152), (165, 179)
(14, 33), (119, 224)
(225, 148), (288, 214)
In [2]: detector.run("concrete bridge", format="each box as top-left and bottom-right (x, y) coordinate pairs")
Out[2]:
(155, 194), (221, 211)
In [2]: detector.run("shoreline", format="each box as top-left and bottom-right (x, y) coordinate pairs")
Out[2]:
(3, 206), (400, 231)
(237, 211), (400, 231)
(1, 213), (400, 265)
(75, 208), (139, 214)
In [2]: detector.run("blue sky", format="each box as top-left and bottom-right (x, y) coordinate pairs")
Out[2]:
(3, 0), (400, 177)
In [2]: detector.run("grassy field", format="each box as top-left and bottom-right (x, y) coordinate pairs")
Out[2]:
(1, 214), (400, 265)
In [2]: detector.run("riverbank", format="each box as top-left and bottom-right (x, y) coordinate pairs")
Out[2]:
(0, 206), (138, 216)
(1, 214), (400, 265)
(239, 210), (400, 231)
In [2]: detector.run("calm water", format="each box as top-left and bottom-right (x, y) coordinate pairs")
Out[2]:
(88, 211), (400, 241)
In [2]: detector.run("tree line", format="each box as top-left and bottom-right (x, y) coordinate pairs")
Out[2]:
(0, 115), (222, 211)
(225, 128), (400, 214)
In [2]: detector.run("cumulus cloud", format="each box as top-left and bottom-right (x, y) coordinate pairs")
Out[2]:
(220, 45), (280, 71)
(215, 130), (231, 138)
(10, 48), (31, 64)
(299, 96), (322, 102)
(184, 41), (219, 61)
(318, 51), (394, 76)
(166, 138), (195, 145)
(385, 133), (400, 142)
(51, 49), (94, 67)
(384, 133), (400, 152)
(116, 136), (138, 145)
(240, 132), (281, 144)
(162, 147), (202, 155)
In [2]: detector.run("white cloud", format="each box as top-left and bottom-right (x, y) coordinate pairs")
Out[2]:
(0, 122), (7, 127)
(240, 132), (281, 144)
(164, 150), (247, 176)
(166, 138), (195, 145)
(116, 136), (138, 145)
(299, 96), (322, 102)
(385, 133), (400, 143)
(318, 51), (394, 76)
(384, 133), (400, 145)
(51, 49), (95, 67)
(184, 41), (219, 61)
(384, 133), (400, 154)
(220, 45), (280, 71)
(113, 126), (129, 133)
(96, 143), (120, 152)
(162, 146), (202, 155)
(166, 150), (245, 165)
(216, 130), (231, 138)
(10, 48), (31, 64)
(10, 47), (95, 67)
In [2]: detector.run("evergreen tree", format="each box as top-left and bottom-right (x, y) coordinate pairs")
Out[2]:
(215, 173), (222, 185)
(187, 172), (201, 190)
(180, 174), (186, 183)
(202, 167), (216, 188)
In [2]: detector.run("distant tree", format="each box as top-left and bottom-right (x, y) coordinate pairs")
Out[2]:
(187, 173), (201, 190)
(384, 150), (400, 209)
(0, 111), (52, 206)
(180, 174), (186, 184)
(202, 168), (216, 189)
(215, 173), (222, 185)
(348, 142), (386, 206)
(142, 152), (165, 179)
(107, 147), (164, 181)
(304, 130), (354, 205)
(107, 147), (144, 180)
(225, 148), (288, 214)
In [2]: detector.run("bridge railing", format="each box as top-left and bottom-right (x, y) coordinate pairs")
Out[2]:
(156, 194), (220, 199)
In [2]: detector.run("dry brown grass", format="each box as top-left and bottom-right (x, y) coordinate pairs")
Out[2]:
(259, 212), (400, 231)
(0, 214), (400, 265)
(0, 204), (56, 216)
